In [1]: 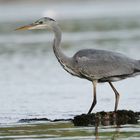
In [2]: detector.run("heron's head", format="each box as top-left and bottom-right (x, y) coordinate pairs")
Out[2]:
(16, 17), (56, 31)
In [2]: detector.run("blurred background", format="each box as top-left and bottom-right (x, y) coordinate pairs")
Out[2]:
(0, 0), (140, 124)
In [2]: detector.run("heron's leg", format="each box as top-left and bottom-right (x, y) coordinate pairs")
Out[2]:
(108, 82), (120, 112)
(87, 80), (97, 114)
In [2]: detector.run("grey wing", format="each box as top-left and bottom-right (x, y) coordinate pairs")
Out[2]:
(73, 49), (137, 81)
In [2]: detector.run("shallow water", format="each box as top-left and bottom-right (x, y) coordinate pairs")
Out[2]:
(0, 0), (140, 139)
(0, 121), (140, 140)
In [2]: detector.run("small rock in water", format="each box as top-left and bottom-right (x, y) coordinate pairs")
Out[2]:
(53, 119), (73, 122)
(19, 118), (50, 123)
(73, 110), (140, 126)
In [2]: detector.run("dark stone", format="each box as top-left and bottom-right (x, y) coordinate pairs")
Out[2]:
(18, 118), (72, 123)
(53, 119), (73, 122)
(19, 118), (50, 123)
(73, 113), (96, 126)
(73, 110), (140, 126)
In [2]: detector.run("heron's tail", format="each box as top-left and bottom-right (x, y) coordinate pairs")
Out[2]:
(135, 60), (140, 72)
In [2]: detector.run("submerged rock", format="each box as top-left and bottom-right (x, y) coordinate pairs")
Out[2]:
(18, 118), (72, 123)
(53, 119), (73, 122)
(73, 110), (140, 126)
(19, 118), (50, 123)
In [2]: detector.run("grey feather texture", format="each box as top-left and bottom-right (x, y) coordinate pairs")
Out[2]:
(73, 49), (140, 82)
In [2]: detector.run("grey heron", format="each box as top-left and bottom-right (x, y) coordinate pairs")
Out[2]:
(16, 17), (140, 114)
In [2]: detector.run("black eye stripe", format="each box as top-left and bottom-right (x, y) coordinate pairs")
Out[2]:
(44, 17), (56, 21)
(34, 17), (56, 24)
(48, 17), (55, 21)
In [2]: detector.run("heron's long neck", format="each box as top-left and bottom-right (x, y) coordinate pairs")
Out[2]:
(52, 24), (72, 68)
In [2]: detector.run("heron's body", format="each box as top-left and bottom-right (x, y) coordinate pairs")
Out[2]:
(16, 17), (140, 114)
(72, 49), (140, 82)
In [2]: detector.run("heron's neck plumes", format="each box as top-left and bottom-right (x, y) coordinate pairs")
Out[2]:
(52, 24), (72, 68)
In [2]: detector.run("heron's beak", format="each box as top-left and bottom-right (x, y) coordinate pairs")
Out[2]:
(15, 24), (36, 31)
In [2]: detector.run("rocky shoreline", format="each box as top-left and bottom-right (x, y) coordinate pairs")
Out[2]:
(19, 110), (140, 126)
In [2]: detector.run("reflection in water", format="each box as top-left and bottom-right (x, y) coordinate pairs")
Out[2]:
(113, 126), (120, 140)
(94, 124), (124, 140)
(94, 118), (99, 140)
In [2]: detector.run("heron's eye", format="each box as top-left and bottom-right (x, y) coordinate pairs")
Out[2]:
(39, 21), (43, 24)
